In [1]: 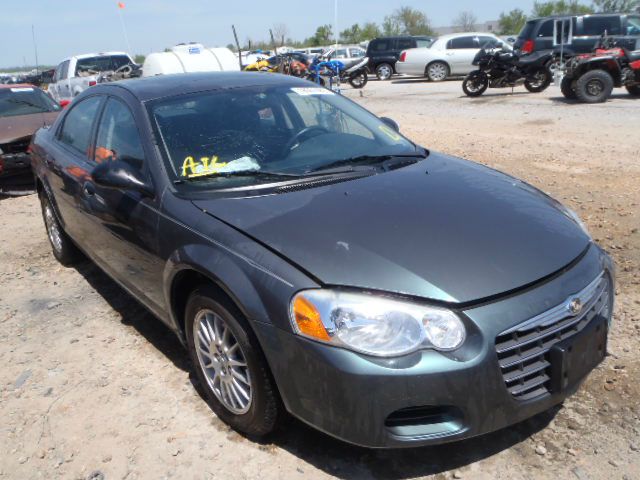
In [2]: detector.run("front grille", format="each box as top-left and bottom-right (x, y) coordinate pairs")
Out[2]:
(495, 272), (611, 401)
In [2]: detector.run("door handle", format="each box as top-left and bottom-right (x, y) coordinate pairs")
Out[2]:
(83, 182), (96, 197)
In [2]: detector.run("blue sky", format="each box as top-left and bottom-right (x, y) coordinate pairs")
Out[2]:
(1, 0), (536, 67)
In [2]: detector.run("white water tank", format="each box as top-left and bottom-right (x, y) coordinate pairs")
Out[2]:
(142, 43), (240, 77)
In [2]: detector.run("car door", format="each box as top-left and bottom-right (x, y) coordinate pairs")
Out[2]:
(446, 36), (481, 74)
(58, 60), (72, 101)
(82, 96), (165, 311)
(47, 95), (104, 244)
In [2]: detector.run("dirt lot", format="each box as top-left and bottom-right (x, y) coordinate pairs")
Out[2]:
(1, 78), (639, 480)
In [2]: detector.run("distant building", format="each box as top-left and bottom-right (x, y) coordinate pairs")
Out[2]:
(433, 20), (500, 35)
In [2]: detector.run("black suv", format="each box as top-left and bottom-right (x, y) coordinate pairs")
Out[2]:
(366, 36), (434, 80)
(515, 13), (640, 56)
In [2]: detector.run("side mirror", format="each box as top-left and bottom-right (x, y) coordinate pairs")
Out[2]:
(92, 159), (153, 196)
(380, 116), (400, 132)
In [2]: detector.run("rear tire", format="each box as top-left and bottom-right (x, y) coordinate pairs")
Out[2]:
(575, 70), (613, 103)
(561, 76), (577, 99)
(626, 84), (640, 97)
(524, 68), (551, 93)
(185, 286), (280, 437)
(462, 71), (488, 97)
(39, 193), (82, 266)
(348, 71), (368, 89)
(375, 63), (393, 81)
(426, 61), (449, 82)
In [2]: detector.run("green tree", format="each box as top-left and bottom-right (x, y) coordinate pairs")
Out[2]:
(340, 24), (362, 43)
(532, 0), (593, 16)
(593, 0), (639, 11)
(306, 25), (333, 46)
(384, 6), (433, 36)
(498, 8), (528, 34)
(360, 22), (382, 40)
(133, 54), (145, 64)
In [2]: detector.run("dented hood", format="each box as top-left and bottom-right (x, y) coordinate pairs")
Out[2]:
(193, 153), (591, 304)
(0, 112), (59, 145)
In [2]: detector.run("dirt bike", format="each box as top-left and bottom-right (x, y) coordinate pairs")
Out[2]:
(561, 34), (640, 103)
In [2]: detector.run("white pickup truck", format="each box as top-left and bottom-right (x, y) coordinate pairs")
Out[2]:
(49, 52), (134, 103)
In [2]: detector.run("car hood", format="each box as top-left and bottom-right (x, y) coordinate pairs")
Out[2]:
(0, 111), (59, 145)
(193, 153), (590, 304)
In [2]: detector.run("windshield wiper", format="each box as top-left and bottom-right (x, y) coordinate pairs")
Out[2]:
(177, 170), (301, 183)
(307, 153), (425, 174)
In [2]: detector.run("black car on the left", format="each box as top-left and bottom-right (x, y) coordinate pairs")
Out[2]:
(0, 84), (61, 194)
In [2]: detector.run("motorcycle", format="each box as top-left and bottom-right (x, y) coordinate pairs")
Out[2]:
(306, 49), (369, 89)
(462, 43), (553, 97)
(561, 34), (640, 103)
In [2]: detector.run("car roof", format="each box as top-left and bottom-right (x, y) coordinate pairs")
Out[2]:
(436, 32), (498, 41)
(61, 52), (130, 62)
(528, 12), (627, 22)
(372, 35), (432, 40)
(95, 72), (314, 102)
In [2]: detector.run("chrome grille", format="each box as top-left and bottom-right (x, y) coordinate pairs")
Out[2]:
(495, 272), (611, 401)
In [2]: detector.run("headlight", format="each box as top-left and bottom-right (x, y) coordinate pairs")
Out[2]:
(290, 290), (466, 357)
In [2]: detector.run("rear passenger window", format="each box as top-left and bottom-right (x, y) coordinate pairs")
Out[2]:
(397, 39), (414, 50)
(371, 40), (390, 51)
(94, 98), (145, 169)
(59, 96), (102, 155)
(449, 36), (478, 49)
(583, 16), (622, 35)
(538, 20), (554, 37)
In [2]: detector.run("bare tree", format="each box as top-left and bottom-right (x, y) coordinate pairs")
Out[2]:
(453, 11), (478, 32)
(272, 23), (289, 46)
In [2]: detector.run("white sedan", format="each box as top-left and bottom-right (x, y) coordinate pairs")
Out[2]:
(396, 32), (509, 81)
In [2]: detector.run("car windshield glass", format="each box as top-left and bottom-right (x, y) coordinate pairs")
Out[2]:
(0, 87), (61, 118)
(149, 85), (419, 189)
(627, 16), (640, 35)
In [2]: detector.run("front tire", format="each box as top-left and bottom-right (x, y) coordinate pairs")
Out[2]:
(626, 84), (640, 97)
(561, 75), (577, 99)
(426, 61), (449, 82)
(40, 193), (82, 266)
(462, 71), (489, 97)
(375, 63), (393, 81)
(185, 286), (280, 437)
(348, 71), (368, 89)
(575, 70), (614, 103)
(524, 68), (551, 93)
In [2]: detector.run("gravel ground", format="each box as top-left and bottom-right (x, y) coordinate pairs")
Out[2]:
(1, 78), (639, 480)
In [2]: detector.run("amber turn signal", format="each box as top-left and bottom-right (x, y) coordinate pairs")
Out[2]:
(292, 294), (330, 341)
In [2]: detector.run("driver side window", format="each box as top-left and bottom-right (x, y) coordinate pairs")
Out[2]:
(94, 98), (145, 170)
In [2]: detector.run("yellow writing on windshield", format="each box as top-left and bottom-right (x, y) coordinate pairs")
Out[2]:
(181, 156), (228, 178)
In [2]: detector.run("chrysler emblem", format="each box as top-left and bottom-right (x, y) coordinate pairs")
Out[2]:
(568, 298), (583, 315)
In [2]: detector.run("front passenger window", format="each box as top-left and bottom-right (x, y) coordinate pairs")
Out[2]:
(94, 98), (145, 169)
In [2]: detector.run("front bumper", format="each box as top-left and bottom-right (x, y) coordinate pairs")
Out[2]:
(255, 244), (614, 448)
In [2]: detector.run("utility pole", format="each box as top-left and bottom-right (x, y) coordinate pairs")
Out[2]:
(32, 25), (39, 74)
(232, 25), (243, 70)
(334, 0), (338, 48)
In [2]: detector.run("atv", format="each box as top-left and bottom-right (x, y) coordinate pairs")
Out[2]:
(561, 35), (640, 103)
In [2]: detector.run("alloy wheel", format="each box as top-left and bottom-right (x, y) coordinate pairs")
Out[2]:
(44, 203), (63, 254)
(586, 79), (604, 97)
(377, 64), (392, 80)
(193, 309), (252, 414)
(428, 62), (448, 81)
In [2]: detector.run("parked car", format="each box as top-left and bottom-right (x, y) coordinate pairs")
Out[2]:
(515, 13), (640, 57)
(396, 33), (511, 81)
(49, 52), (135, 103)
(366, 35), (434, 80)
(0, 84), (61, 194)
(31, 72), (614, 448)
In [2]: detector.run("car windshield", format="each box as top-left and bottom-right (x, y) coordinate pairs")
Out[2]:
(149, 84), (420, 189)
(0, 87), (61, 118)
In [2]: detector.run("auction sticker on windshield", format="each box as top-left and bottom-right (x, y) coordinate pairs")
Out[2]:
(291, 88), (334, 96)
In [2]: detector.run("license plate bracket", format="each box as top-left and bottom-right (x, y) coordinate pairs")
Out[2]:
(549, 317), (608, 393)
